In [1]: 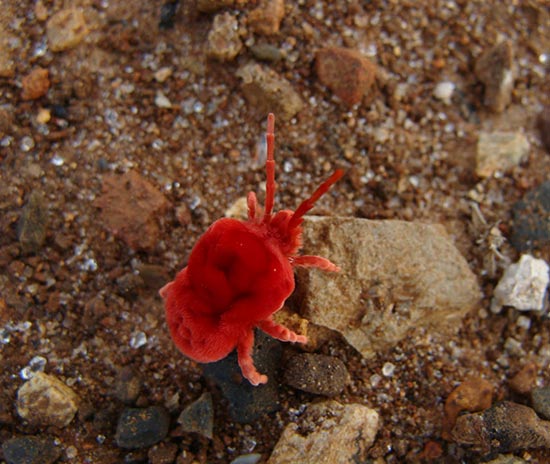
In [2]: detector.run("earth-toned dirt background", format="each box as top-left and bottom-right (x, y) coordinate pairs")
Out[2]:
(1, 0), (550, 463)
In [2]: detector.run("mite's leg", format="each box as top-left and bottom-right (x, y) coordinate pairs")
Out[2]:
(292, 255), (340, 272)
(237, 329), (268, 386)
(159, 281), (174, 298)
(258, 317), (307, 344)
(247, 192), (258, 221)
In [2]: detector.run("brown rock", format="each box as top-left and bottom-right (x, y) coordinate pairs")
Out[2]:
(509, 362), (538, 394)
(442, 377), (494, 439)
(46, 8), (88, 52)
(94, 170), (171, 251)
(298, 217), (481, 359)
(236, 63), (303, 121)
(452, 401), (550, 453)
(21, 67), (50, 100)
(207, 12), (243, 61)
(248, 0), (285, 36)
(16, 372), (79, 428)
(268, 401), (378, 464)
(315, 47), (376, 105)
(17, 191), (48, 254)
(474, 41), (515, 113)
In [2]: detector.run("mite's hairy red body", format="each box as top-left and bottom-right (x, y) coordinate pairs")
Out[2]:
(160, 114), (343, 385)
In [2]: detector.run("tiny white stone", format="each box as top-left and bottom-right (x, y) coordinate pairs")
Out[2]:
(433, 81), (455, 105)
(491, 254), (549, 313)
(154, 90), (172, 109)
(382, 362), (396, 377)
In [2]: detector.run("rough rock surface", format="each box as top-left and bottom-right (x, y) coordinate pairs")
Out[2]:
(16, 372), (79, 428)
(267, 401), (379, 464)
(296, 217), (480, 359)
(452, 401), (550, 453)
(284, 353), (349, 396)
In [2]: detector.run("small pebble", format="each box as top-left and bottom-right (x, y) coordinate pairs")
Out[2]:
(115, 406), (170, 449)
(443, 377), (493, 439)
(17, 191), (48, 254)
(155, 91), (172, 109)
(16, 372), (79, 428)
(158, 0), (179, 29)
(476, 131), (529, 178)
(21, 67), (50, 100)
(236, 63), (304, 121)
(154, 67), (172, 83)
(248, 0), (285, 36)
(511, 180), (550, 252)
(207, 12), (242, 62)
(249, 43), (284, 62)
(2, 436), (61, 464)
(474, 41), (515, 113)
(491, 254), (549, 313)
(114, 366), (142, 404)
(509, 362), (538, 394)
(315, 47), (377, 106)
(46, 8), (88, 52)
(284, 353), (349, 396)
(532, 387), (550, 420)
(94, 170), (171, 251)
(177, 392), (214, 439)
(433, 81), (455, 105)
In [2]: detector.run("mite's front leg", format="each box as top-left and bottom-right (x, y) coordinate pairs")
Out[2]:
(237, 329), (268, 386)
(257, 317), (307, 344)
(291, 255), (340, 272)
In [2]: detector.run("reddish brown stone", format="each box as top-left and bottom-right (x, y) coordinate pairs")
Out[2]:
(248, 0), (285, 36)
(21, 67), (50, 100)
(94, 170), (170, 251)
(442, 377), (494, 440)
(315, 47), (376, 106)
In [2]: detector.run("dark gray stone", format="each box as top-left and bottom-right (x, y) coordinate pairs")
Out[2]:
(2, 436), (61, 464)
(532, 387), (550, 420)
(177, 392), (214, 439)
(115, 406), (170, 449)
(511, 181), (550, 252)
(284, 353), (349, 396)
(17, 191), (48, 254)
(114, 366), (142, 405)
(202, 330), (281, 424)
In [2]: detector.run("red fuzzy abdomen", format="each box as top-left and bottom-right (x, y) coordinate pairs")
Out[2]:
(162, 218), (295, 363)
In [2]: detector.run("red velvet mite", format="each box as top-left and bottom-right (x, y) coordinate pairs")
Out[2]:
(160, 113), (343, 385)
